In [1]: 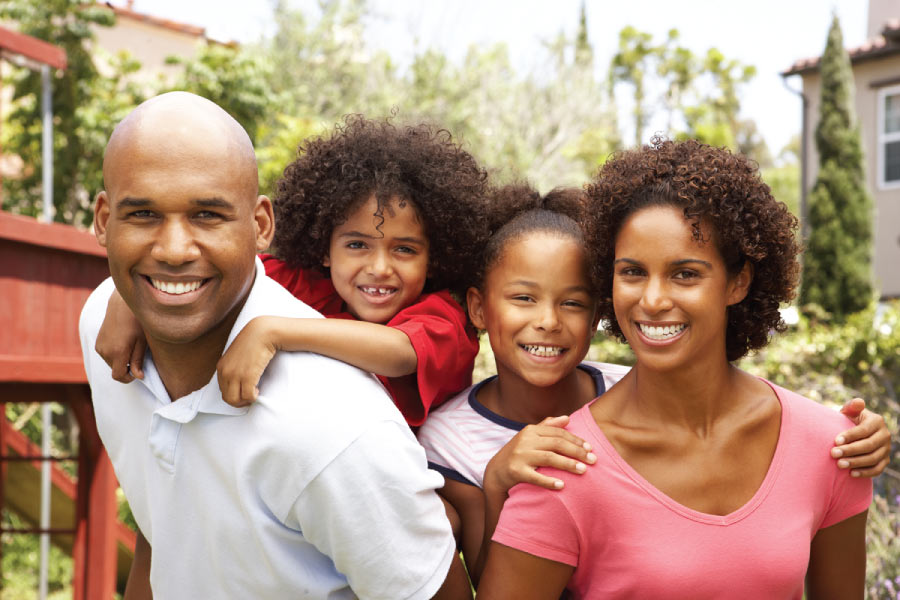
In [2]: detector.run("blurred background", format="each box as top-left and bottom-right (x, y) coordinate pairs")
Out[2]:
(0, 1), (897, 597)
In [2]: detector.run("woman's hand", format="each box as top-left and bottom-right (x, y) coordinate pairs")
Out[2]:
(832, 398), (892, 478)
(217, 316), (280, 407)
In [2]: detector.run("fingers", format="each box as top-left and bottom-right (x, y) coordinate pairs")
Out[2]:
(843, 457), (890, 479)
(839, 398), (866, 423)
(129, 339), (147, 380)
(835, 409), (884, 445)
(110, 358), (135, 384)
(832, 434), (891, 474)
(528, 422), (593, 455)
(217, 362), (260, 407)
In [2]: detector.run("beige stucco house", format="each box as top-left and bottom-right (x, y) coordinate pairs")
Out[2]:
(783, 0), (900, 299)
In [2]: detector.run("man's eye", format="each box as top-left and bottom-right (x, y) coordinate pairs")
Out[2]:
(195, 210), (222, 219)
(129, 210), (156, 219)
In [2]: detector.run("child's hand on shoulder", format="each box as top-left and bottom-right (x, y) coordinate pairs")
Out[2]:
(832, 398), (892, 478)
(96, 290), (146, 383)
(483, 416), (596, 496)
(217, 316), (282, 407)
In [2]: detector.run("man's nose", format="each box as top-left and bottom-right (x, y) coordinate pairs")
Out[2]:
(150, 218), (201, 265)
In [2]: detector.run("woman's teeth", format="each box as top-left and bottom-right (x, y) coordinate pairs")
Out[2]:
(151, 279), (203, 295)
(522, 345), (564, 357)
(639, 323), (686, 340)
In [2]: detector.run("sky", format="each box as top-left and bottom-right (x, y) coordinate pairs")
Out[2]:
(128, 0), (872, 156)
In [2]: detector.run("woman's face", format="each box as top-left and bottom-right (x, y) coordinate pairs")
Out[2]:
(468, 231), (599, 390)
(611, 205), (750, 372)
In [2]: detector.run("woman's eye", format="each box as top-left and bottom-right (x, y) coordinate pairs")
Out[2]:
(619, 267), (643, 277)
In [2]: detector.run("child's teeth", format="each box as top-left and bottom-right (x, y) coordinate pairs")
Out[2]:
(639, 324), (686, 340)
(522, 345), (564, 357)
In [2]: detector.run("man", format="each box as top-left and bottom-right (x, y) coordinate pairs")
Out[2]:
(80, 92), (467, 599)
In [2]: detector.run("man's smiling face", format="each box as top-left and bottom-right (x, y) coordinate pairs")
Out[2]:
(94, 96), (272, 348)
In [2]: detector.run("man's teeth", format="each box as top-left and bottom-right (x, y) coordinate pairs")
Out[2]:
(151, 279), (202, 295)
(360, 286), (396, 296)
(522, 345), (564, 357)
(639, 324), (686, 340)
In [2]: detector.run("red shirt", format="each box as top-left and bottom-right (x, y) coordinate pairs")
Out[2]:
(261, 254), (478, 426)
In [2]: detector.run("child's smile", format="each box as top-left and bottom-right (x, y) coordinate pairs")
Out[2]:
(324, 195), (430, 323)
(469, 232), (598, 390)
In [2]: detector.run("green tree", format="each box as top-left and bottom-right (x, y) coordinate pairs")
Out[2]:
(164, 43), (275, 145)
(800, 15), (873, 318)
(0, 0), (128, 225)
(609, 26), (657, 147)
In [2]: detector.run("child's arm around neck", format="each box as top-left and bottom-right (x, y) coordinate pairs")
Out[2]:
(217, 315), (417, 405)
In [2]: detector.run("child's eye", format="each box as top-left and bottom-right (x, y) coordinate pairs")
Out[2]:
(562, 300), (587, 309)
(346, 241), (367, 250)
(618, 267), (644, 277)
(395, 246), (417, 254)
(511, 295), (535, 303)
(673, 270), (699, 280)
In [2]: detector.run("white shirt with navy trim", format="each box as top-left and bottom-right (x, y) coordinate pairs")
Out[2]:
(417, 361), (631, 488)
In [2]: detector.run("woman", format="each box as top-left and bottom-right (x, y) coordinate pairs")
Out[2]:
(478, 139), (871, 599)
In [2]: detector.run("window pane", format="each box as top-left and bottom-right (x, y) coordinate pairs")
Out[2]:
(885, 140), (900, 181)
(886, 94), (900, 133)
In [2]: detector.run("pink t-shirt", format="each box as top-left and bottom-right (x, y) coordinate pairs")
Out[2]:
(493, 381), (872, 599)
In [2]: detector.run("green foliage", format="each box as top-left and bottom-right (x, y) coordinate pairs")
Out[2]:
(0, 0), (126, 225)
(608, 27), (766, 165)
(762, 161), (800, 218)
(1, 510), (73, 599)
(164, 43), (275, 145)
(801, 16), (874, 318)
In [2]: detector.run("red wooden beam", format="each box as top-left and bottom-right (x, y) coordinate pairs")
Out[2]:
(0, 26), (67, 70)
(0, 211), (105, 257)
(0, 356), (88, 384)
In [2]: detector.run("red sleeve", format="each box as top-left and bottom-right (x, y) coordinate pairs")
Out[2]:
(378, 291), (478, 427)
(259, 254), (346, 316)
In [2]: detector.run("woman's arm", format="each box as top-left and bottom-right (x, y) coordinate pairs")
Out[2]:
(474, 416), (594, 581)
(477, 543), (572, 599)
(805, 510), (868, 600)
(217, 316), (417, 405)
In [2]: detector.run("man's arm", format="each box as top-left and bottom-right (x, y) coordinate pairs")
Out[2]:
(124, 530), (152, 600)
(291, 420), (467, 600)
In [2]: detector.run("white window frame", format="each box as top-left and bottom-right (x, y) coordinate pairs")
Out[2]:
(876, 83), (900, 190)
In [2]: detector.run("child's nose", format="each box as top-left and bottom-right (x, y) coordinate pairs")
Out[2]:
(366, 250), (393, 277)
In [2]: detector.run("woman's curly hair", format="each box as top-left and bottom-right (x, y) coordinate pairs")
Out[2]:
(473, 183), (588, 290)
(583, 137), (800, 361)
(272, 114), (489, 295)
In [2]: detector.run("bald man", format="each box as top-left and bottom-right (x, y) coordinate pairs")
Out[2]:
(80, 93), (467, 599)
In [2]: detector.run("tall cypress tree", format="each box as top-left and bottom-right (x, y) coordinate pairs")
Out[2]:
(801, 14), (873, 319)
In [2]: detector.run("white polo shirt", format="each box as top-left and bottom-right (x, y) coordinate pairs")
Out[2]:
(79, 259), (455, 599)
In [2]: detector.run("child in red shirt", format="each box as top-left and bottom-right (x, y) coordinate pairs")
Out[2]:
(95, 115), (488, 426)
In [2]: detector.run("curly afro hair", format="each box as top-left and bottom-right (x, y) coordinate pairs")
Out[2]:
(583, 137), (800, 361)
(272, 114), (489, 295)
(475, 183), (587, 290)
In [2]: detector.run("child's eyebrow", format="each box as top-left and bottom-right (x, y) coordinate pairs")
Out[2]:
(338, 231), (426, 245)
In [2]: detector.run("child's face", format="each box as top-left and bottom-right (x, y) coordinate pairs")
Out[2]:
(324, 195), (429, 323)
(468, 231), (598, 389)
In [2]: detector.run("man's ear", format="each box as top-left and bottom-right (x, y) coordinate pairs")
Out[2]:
(467, 287), (486, 330)
(94, 191), (111, 248)
(726, 261), (753, 306)
(253, 195), (275, 252)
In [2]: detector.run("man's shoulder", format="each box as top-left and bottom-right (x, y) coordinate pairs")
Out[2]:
(79, 277), (117, 342)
